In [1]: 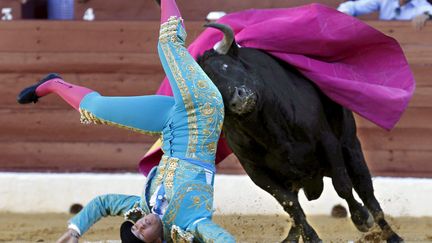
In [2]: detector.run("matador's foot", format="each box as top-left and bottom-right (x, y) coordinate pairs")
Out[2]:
(17, 73), (61, 104)
(155, 0), (161, 6)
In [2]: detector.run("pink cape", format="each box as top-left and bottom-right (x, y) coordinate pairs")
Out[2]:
(139, 4), (415, 175)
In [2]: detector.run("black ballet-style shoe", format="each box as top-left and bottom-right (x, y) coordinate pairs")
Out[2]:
(155, 0), (161, 6)
(17, 73), (62, 104)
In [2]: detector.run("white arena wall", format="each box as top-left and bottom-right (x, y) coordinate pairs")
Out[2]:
(0, 172), (431, 217)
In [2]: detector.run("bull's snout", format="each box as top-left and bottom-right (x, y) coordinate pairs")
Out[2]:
(229, 86), (256, 115)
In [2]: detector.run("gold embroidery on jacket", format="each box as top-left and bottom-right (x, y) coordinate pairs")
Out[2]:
(164, 183), (213, 226)
(165, 157), (179, 189)
(149, 156), (168, 195)
(150, 156), (181, 198)
(154, 158), (215, 241)
(171, 225), (194, 243)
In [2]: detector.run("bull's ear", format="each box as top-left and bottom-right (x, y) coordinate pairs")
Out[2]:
(204, 23), (239, 57)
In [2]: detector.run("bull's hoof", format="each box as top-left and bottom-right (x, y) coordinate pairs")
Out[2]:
(351, 206), (374, 232)
(386, 233), (404, 243)
(283, 225), (322, 243)
(282, 236), (322, 243)
(301, 227), (322, 243)
(281, 239), (298, 243)
(284, 225), (301, 243)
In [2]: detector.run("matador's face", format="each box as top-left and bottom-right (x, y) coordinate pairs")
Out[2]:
(131, 213), (163, 243)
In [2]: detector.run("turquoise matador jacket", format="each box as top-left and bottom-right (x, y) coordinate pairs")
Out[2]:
(69, 16), (235, 243)
(69, 164), (234, 242)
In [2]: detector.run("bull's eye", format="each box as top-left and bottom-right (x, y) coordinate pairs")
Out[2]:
(222, 64), (228, 71)
(238, 88), (244, 96)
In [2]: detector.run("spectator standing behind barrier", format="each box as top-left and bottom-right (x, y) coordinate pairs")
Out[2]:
(21, 0), (48, 19)
(337, 0), (432, 29)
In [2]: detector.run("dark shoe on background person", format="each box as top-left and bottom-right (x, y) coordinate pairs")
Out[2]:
(17, 73), (61, 104)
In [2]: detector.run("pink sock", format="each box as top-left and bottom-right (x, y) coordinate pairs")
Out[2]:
(161, 0), (182, 24)
(35, 78), (93, 110)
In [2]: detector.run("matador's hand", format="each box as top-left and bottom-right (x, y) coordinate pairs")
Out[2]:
(412, 13), (430, 30)
(56, 229), (80, 243)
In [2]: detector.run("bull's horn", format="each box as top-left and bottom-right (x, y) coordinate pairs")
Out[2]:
(204, 23), (238, 55)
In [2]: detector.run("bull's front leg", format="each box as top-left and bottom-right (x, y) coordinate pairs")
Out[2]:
(242, 163), (322, 243)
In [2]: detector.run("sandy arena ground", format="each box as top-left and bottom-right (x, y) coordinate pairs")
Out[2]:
(0, 213), (431, 243)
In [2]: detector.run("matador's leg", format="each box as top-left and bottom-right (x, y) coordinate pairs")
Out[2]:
(157, 0), (220, 108)
(157, 0), (224, 161)
(17, 74), (173, 135)
(18, 73), (92, 110)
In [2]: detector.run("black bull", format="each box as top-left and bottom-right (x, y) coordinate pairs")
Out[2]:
(197, 23), (403, 242)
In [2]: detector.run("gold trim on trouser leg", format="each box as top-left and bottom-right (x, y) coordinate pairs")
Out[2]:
(159, 16), (199, 160)
(79, 108), (161, 136)
(158, 16), (224, 163)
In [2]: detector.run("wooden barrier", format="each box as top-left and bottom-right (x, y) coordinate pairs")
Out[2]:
(1, 0), (345, 21)
(0, 20), (431, 177)
(0, 0), (377, 22)
(73, 0), (346, 21)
